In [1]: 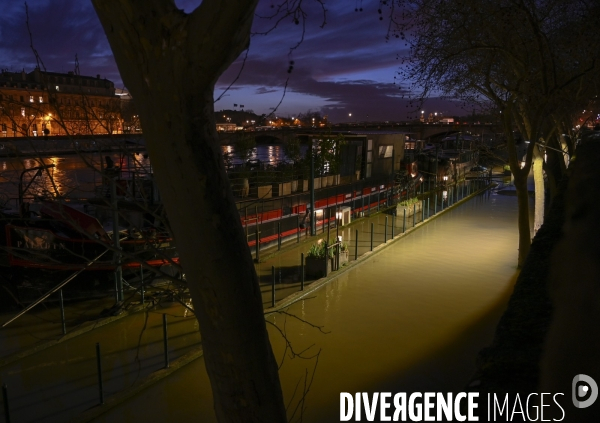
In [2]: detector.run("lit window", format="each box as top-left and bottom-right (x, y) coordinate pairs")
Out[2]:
(21, 108), (25, 117)
(55, 85), (59, 91)
(39, 96), (43, 103)
(29, 95), (34, 103)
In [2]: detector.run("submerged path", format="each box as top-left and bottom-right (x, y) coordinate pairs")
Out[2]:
(0, 180), (528, 422)
(88, 186), (527, 422)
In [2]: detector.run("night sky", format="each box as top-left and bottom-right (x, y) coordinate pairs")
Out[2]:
(0, 0), (464, 122)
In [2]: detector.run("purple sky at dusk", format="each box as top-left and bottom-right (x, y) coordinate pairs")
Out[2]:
(0, 0), (465, 122)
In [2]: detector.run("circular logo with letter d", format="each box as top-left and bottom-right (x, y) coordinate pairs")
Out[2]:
(572, 374), (598, 408)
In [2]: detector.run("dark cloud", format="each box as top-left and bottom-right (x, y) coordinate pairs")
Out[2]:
(0, 0), (119, 84)
(0, 1), (464, 122)
(255, 87), (280, 95)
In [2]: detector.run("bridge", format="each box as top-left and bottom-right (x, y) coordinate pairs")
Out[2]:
(217, 122), (503, 145)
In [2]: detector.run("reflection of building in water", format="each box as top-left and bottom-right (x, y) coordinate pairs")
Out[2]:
(0, 67), (136, 137)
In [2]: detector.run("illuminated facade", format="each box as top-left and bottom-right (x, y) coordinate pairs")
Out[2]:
(0, 67), (123, 137)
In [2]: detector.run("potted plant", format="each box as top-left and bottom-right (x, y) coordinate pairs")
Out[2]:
(304, 238), (349, 278)
(396, 197), (422, 217)
(304, 239), (332, 278)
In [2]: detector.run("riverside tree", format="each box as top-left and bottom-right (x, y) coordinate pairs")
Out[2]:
(389, 0), (600, 267)
(90, 1), (305, 421)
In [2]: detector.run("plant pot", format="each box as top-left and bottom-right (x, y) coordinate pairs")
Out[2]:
(321, 176), (328, 187)
(305, 250), (348, 278)
(396, 201), (422, 217)
(304, 255), (332, 278)
(327, 175), (334, 186)
(333, 174), (341, 185)
(291, 180), (298, 192)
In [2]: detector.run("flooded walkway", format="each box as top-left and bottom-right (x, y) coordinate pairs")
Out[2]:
(87, 186), (528, 422)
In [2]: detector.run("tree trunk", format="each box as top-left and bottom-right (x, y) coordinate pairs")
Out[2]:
(504, 114), (533, 268)
(92, 1), (286, 421)
(532, 146), (545, 234)
(513, 172), (531, 268)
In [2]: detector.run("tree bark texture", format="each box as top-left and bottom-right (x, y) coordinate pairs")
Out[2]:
(532, 146), (545, 234)
(504, 115), (533, 268)
(91, 1), (287, 421)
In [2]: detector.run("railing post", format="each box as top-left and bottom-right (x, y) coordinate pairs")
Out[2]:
(297, 215), (300, 243)
(435, 194), (438, 214)
(324, 241), (329, 277)
(355, 229), (358, 260)
(300, 253), (305, 291)
(327, 209), (330, 242)
(384, 216), (388, 242)
(421, 200), (424, 222)
(271, 266), (276, 307)
(392, 215), (395, 238)
(277, 222), (281, 250)
(109, 178), (123, 303)
(427, 198), (430, 219)
(163, 314), (169, 368)
(140, 266), (145, 305)
(370, 223), (374, 251)
(413, 204), (416, 227)
(361, 191), (364, 216)
(255, 224), (260, 262)
(403, 209), (406, 233)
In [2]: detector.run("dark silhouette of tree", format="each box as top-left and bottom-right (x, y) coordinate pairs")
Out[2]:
(90, 0), (324, 421)
(389, 0), (600, 267)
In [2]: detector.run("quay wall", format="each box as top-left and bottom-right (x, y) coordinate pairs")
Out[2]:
(0, 134), (145, 157)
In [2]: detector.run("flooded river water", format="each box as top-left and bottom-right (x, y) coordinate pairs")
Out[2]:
(86, 188), (529, 422)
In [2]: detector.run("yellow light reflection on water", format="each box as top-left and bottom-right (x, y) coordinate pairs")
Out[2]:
(92, 192), (528, 423)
